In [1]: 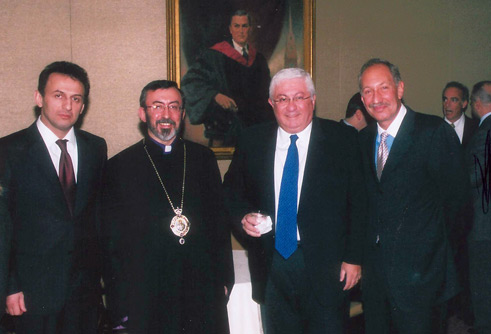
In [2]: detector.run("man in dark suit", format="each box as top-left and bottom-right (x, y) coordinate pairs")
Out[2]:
(340, 92), (374, 131)
(0, 61), (107, 334)
(466, 80), (491, 334)
(101, 80), (233, 333)
(442, 81), (478, 147)
(223, 68), (366, 334)
(358, 58), (468, 334)
(442, 81), (478, 325)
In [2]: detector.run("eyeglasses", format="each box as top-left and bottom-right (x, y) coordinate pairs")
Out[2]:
(145, 104), (182, 112)
(273, 96), (311, 106)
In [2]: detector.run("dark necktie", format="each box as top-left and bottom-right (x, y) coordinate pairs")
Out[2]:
(56, 139), (76, 215)
(275, 134), (299, 259)
(242, 48), (248, 61)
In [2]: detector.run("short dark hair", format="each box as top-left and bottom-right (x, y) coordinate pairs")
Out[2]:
(358, 58), (402, 91)
(230, 9), (251, 26)
(38, 61), (90, 101)
(345, 92), (369, 119)
(443, 81), (469, 107)
(139, 80), (185, 109)
(471, 81), (491, 104)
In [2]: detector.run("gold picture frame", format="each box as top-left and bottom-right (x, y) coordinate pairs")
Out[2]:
(166, 0), (315, 159)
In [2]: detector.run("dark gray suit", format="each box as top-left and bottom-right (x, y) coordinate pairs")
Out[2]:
(0, 123), (107, 334)
(359, 108), (468, 334)
(466, 115), (491, 334)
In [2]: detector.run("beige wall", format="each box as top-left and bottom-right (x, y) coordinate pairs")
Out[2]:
(1, 0), (490, 157)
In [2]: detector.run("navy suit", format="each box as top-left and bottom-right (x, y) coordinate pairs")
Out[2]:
(224, 118), (366, 332)
(359, 108), (468, 334)
(0, 123), (107, 334)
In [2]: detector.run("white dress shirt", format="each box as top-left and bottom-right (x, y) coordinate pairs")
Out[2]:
(232, 39), (248, 55)
(274, 122), (312, 240)
(36, 117), (78, 182)
(444, 112), (465, 143)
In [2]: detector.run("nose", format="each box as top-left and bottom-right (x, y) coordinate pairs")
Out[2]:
(373, 89), (382, 103)
(64, 97), (72, 111)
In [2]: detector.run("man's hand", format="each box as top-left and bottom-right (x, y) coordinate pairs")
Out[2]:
(339, 262), (361, 291)
(6, 291), (27, 316)
(215, 93), (238, 111)
(241, 213), (262, 238)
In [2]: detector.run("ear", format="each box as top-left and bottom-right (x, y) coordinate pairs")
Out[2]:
(462, 100), (468, 110)
(355, 109), (363, 120)
(268, 98), (274, 109)
(311, 95), (316, 109)
(35, 90), (43, 108)
(397, 81), (405, 100)
(80, 104), (85, 115)
(181, 109), (186, 121)
(138, 107), (147, 123)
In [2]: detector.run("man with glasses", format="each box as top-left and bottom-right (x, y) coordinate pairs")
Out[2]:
(224, 68), (366, 333)
(101, 80), (233, 333)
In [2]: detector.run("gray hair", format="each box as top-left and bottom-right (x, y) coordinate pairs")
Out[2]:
(471, 81), (491, 104)
(269, 68), (316, 99)
(358, 58), (402, 91)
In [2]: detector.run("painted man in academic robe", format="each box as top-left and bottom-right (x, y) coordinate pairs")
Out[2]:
(181, 10), (274, 147)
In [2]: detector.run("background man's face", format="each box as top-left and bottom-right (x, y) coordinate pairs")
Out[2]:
(269, 77), (315, 134)
(361, 64), (404, 130)
(35, 73), (85, 138)
(138, 87), (185, 145)
(229, 15), (250, 47)
(442, 87), (467, 123)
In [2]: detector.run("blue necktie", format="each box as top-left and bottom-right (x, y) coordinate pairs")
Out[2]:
(275, 134), (299, 259)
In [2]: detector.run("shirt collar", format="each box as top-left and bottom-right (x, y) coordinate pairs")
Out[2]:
(444, 112), (465, 127)
(36, 116), (76, 146)
(277, 121), (313, 148)
(480, 112), (491, 126)
(232, 39), (248, 54)
(377, 104), (407, 138)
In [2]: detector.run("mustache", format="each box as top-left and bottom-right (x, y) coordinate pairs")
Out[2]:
(369, 102), (390, 108)
(156, 118), (176, 126)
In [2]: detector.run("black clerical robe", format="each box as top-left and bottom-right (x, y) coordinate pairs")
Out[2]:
(101, 137), (233, 334)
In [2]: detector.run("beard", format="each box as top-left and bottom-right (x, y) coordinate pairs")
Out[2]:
(148, 117), (182, 143)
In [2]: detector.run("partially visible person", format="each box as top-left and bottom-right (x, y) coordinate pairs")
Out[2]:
(101, 80), (233, 333)
(0, 61), (107, 334)
(358, 58), (467, 334)
(340, 92), (374, 131)
(442, 81), (478, 147)
(181, 9), (273, 147)
(441, 81), (478, 327)
(224, 68), (366, 334)
(466, 80), (491, 334)
(0, 183), (10, 309)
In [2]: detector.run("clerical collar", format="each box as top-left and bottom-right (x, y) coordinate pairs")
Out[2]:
(149, 137), (173, 154)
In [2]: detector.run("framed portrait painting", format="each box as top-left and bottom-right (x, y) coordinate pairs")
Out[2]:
(167, 0), (315, 159)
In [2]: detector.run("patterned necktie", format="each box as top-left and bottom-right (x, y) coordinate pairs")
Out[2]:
(275, 134), (299, 259)
(56, 139), (76, 215)
(376, 132), (389, 180)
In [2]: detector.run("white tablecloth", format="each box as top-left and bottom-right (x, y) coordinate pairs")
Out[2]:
(227, 250), (263, 334)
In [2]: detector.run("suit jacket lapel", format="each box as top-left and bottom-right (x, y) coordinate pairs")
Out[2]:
(363, 122), (378, 181)
(379, 109), (415, 180)
(263, 125), (277, 227)
(74, 130), (90, 216)
(25, 124), (70, 213)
